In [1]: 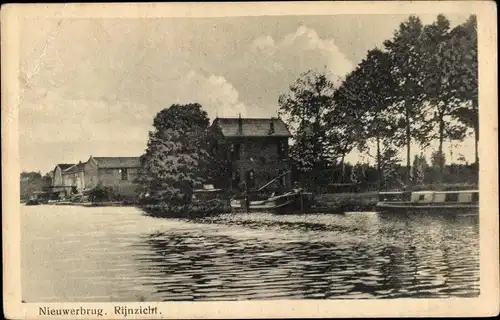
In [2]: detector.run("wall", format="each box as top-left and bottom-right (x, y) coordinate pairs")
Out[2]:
(52, 167), (63, 186)
(84, 160), (100, 189)
(61, 171), (85, 193)
(98, 167), (139, 197)
(224, 137), (291, 190)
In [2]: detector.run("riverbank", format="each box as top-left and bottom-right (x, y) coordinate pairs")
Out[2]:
(314, 192), (379, 213)
(27, 192), (379, 215)
(140, 200), (232, 218)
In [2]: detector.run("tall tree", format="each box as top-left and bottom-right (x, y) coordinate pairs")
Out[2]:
(447, 15), (478, 165)
(278, 70), (335, 178)
(332, 48), (398, 187)
(137, 103), (212, 205)
(383, 16), (431, 184)
(420, 14), (468, 181)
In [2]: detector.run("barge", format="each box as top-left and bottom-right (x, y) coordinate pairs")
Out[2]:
(376, 189), (479, 213)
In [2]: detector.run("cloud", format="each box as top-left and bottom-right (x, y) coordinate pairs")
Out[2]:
(20, 90), (152, 144)
(249, 26), (354, 82)
(221, 25), (355, 113)
(175, 71), (248, 119)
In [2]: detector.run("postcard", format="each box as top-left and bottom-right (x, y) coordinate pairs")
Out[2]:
(2, 1), (498, 318)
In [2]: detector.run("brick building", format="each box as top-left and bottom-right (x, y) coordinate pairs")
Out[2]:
(211, 116), (292, 192)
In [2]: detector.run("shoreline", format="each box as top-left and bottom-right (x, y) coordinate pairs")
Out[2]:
(27, 192), (380, 216)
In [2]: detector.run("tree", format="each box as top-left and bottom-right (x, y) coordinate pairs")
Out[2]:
(20, 171), (50, 199)
(137, 103), (212, 205)
(420, 14), (468, 181)
(332, 48), (398, 187)
(412, 153), (428, 185)
(383, 16), (431, 183)
(205, 123), (231, 189)
(447, 15), (478, 165)
(278, 70), (335, 179)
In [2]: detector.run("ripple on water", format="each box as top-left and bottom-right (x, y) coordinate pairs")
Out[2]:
(21, 206), (480, 301)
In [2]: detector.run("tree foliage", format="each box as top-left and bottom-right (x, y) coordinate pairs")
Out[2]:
(419, 15), (469, 179)
(137, 103), (213, 205)
(20, 171), (52, 200)
(277, 14), (478, 189)
(278, 70), (335, 173)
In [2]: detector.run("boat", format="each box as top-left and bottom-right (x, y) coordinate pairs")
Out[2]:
(376, 189), (479, 213)
(230, 189), (314, 214)
(230, 171), (314, 214)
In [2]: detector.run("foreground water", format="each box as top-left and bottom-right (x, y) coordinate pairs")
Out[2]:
(21, 205), (479, 302)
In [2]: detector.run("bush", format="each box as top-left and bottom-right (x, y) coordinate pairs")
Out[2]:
(140, 199), (231, 219)
(88, 184), (119, 202)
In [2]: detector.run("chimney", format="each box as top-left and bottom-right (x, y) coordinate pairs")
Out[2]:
(269, 118), (275, 135)
(237, 113), (243, 135)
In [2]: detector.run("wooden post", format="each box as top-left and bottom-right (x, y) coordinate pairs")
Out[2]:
(300, 191), (304, 213)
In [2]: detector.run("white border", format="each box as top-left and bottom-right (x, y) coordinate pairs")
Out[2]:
(2, 1), (498, 318)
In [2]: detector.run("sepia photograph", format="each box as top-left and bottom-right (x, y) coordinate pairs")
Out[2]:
(2, 1), (498, 319)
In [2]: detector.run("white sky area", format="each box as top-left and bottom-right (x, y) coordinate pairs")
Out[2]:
(19, 14), (475, 174)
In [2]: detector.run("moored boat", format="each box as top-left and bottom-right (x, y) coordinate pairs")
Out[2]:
(376, 189), (479, 213)
(230, 188), (314, 214)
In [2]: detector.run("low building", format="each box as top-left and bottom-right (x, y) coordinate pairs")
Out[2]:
(84, 156), (141, 198)
(211, 116), (292, 192)
(49, 163), (75, 199)
(62, 162), (86, 194)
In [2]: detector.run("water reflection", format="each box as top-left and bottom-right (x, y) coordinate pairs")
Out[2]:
(21, 205), (479, 302)
(134, 212), (479, 300)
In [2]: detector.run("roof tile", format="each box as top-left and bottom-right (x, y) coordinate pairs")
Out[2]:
(92, 157), (141, 168)
(213, 117), (291, 137)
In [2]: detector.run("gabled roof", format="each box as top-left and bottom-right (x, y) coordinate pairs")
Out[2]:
(55, 163), (75, 170)
(91, 156), (141, 168)
(63, 162), (85, 173)
(212, 117), (291, 137)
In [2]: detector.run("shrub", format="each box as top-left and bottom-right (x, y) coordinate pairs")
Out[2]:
(88, 184), (118, 202)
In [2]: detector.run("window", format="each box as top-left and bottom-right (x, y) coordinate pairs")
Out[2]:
(230, 144), (241, 161)
(472, 192), (479, 202)
(121, 168), (128, 181)
(245, 170), (255, 189)
(278, 140), (288, 159)
(418, 194), (425, 201)
(445, 193), (459, 202)
(231, 171), (241, 190)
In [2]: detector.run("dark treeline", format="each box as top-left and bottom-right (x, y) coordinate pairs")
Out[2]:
(279, 14), (478, 190)
(20, 171), (52, 200)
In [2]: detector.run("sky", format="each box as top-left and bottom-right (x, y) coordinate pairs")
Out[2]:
(19, 14), (475, 174)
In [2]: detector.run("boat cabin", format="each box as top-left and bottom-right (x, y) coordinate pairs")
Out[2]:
(377, 189), (479, 212)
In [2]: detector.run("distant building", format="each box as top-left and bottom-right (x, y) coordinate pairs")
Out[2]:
(52, 156), (141, 199)
(211, 116), (292, 191)
(62, 162), (86, 194)
(49, 163), (75, 198)
(84, 156), (141, 198)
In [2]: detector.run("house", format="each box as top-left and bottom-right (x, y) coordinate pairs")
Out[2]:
(49, 163), (75, 198)
(211, 116), (292, 191)
(84, 156), (141, 198)
(62, 162), (86, 194)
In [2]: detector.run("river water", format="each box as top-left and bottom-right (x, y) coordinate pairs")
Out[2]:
(21, 205), (479, 302)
